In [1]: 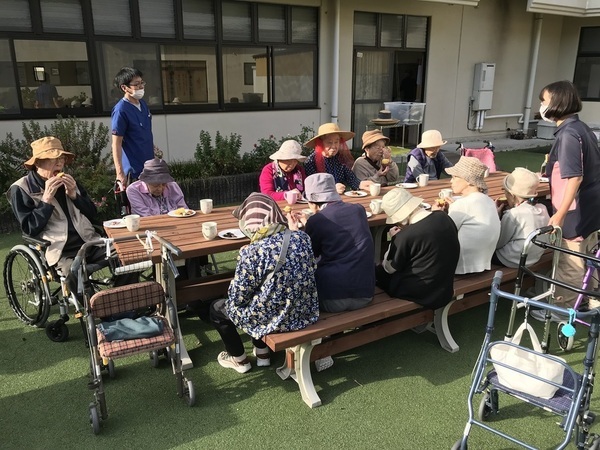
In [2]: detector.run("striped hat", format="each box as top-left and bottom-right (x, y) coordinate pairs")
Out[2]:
(232, 192), (287, 234)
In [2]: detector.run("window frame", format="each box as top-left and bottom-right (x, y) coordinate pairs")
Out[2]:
(574, 26), (600, 102)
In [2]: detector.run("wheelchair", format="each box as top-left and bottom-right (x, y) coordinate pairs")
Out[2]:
(3, 234), (113, 343)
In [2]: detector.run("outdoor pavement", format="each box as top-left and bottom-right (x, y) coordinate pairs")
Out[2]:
(441, 136), (554, 165)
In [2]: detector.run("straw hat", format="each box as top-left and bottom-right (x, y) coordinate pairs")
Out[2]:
(305, 123), (355, 148)
(371, 110), (399, 126)
(382, 188), (423, 225)
(24, 137), (75, 169)
(269, 140), (307, 162)
(304, 173), (342, 203)
(503, 167), (539, 198)
(445, 156), (488, 191)
(417, 130), (447, 149)
(362, 130), (389, 150)
(138, 158), (174, 184)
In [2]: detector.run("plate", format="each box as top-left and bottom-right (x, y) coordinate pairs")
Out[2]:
(396, 183), (418, 189)
(103, 219), (126, 229)
(344, 190), (368, 197)
(218, 228), (246, 240)
(167, 209), (196, 218)
(296, 197), (308, 204)
(539, 177), (549, 183)
(420, 202), (431, 210)
(365, 211), (372, 218)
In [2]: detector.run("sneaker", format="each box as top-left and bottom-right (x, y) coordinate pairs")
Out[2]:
(530, 309), (568, 323)
(315, 356), (334, 372)
(217, 351), (251, 374)
(253, 347), (271, 367)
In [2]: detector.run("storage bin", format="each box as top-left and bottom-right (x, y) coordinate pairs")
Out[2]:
(537, 120), (556, 140)
(384, 102), (426, 124)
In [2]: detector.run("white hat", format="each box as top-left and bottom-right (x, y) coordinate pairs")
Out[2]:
(417, 130), (447, 149)
(381, 188), (423, 224)
(382, 188), (423, 225)
(269, 140), (307, 162)
(503, 167), (539, 198)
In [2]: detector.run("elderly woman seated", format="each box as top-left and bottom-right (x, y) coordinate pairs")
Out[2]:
(376, 188), (459, 309)
(126, 158), (187, 216)
(352, 129), (400, 186)
(433, 156), (501, 274)
(404, 129), (453, 183)
(258, 140), (307, 201)
(209, 193), (319, 374)
(304, 123), (372, 194)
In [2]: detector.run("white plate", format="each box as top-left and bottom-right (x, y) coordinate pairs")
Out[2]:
(396, 183), (418, 189)
(103, 219), (126, 229)
(218, 228), (246, 240)
(365, 211), (372, 218)
(539, 177), (549, 183)
(296, 197), (308, 204)
(344, 190), (368, 197)
(420, 202), (431, 210)
(167, 209), (196, 218)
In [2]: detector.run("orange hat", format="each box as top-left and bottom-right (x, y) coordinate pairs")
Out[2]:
(24, 137), (75, 170)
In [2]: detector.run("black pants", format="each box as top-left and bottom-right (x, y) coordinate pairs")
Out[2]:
(209, 299), (267, 357)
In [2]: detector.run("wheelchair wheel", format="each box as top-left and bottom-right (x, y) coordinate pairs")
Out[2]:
(3, 245), (52, 327)
(557, 322), (575, 351)
(45, 319), (69, 342)
(89, 402), (100, 435)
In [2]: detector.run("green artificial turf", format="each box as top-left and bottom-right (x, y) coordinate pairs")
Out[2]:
(1, 154), (599, 449)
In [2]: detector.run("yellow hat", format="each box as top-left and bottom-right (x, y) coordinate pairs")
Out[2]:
(24, 137), (75, 170)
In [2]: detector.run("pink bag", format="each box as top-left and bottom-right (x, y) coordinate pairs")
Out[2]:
(463, 148), (497, 173)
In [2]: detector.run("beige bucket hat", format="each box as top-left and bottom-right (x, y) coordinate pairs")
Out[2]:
(24, 136), (75, 169)
(503, 167), (539, 198)
(382, 188), (423, 225)
(269, 140), (307, 162)
(417, 130), (447, 149)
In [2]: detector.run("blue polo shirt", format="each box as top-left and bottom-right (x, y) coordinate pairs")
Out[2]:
(111, 98), (154, 179)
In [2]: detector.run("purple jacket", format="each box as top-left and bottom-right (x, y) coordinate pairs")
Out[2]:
(404, 147), (453, 183)
(126, 180), (188, 216)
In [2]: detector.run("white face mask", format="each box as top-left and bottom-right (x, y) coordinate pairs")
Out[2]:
(131, 89), (145, 100)
(539, 103), (554, 123)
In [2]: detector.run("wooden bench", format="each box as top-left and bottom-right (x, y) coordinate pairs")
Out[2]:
(262, 252), (554, 408)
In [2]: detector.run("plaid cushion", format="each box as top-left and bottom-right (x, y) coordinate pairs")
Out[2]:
(97, 317), (175, 359)
(90, 281), (164, 318)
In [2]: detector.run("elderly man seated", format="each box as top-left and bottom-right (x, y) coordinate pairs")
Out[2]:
(7, 136), (134, 292)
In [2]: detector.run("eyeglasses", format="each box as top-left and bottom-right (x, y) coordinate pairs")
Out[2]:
(128, 81), (146, 88)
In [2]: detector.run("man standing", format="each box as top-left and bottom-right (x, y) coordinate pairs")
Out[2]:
(35, 72), (60, 108)
(111, 67), (154, 185)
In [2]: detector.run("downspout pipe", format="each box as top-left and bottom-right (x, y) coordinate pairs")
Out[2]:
(523, 13), (543, 136)
(330, 0), (340, 124)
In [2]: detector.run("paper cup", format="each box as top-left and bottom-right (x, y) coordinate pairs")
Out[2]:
(202, 221), (218, 240)
(200, 198), (213, 214)
(124, 214), (140, 232)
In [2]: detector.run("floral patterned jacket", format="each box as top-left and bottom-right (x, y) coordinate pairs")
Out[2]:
(225, 230), (319, 339)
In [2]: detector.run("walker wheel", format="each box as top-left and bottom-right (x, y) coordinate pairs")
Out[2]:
(478, 393), (492, 421)
(184, 379), (196, 407)
(89, 402), (100, 435)
(557, 322), (575, 351)
(107, 360), (116, 379)
(150, 350), (160, 368)
(45, 320), (69, 342)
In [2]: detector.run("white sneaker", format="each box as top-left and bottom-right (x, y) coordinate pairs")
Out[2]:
(253, 347), (271, 367)
(315, 356), (334, 372)
(217, 351), (251, 374)
(530, 309), (567, 323)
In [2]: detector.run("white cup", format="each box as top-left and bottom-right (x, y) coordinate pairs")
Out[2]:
(200, 198), (213, 214)
(369, 183), (381, 196)
(369, 199), (383, 214)
(123, 214), (140, 232)
(202, 221), (218, 240)
(417, 174), (429, 187)
(439, 188), (453, 199)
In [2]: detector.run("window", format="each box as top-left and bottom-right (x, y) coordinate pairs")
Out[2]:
(139, 0), (175, 38)
(258, 4), (285, 43)
(222, 2), (252, 42)
(40, 0), (84, 34)
(91, 0), (131, 36)
(574, 27), (600, 101)
(182, 0), (215, 40)
(223, 47), (268, 105)
(0, 0), (31, 32)
(14, 40), (91, 109)
(291, 7), (318, 44)
(0, 40), (20, 113)
(353, 12), (428, 50)
(273, 48), (315, 104)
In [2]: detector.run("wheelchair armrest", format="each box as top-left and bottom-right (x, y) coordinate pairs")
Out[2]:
(22, 234), (51, 249)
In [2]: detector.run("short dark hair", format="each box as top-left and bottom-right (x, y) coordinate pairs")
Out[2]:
(539, 80), (581, 121)
(113, 67), (143, 92)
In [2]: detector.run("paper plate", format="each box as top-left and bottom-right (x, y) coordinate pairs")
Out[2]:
(167, 209), (196, 218)
(365, 211), (372, 218)
(539, 177), (549, 183)
(420, 202), (431, 210)
(103, 219), (126, 229)
(396, 183), (418, 189)
(218, 228), (246, 240)
(344, 190), (368, 197)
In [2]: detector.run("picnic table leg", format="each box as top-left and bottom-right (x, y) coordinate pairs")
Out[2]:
(275, 339), (322, 408)
(429, 297), (461, 353)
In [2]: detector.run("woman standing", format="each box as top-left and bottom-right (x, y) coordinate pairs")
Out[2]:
(537, 80), (600, 311)
(304, 123), (372, 194)
(258, 140), (307, 201)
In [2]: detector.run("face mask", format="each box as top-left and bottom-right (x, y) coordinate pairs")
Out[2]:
(539, 103), (553, 123)
(131, 89), (145, 100)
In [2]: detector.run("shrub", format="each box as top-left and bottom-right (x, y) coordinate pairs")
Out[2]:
(193, 130), (245, 177)
(1, 116), (114, 224)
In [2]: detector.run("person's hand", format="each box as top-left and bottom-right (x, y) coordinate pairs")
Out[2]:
(286, 212), (302, 231)
(432, 199), (448, 212)
(377, 165), (390, 177)
(42, 176), (65, 203)
(382, 147), (392, 161)
(388, 226), (401, 238)
(61, 173), (78, 200)
(548, 212), (566, 229)
(116, 170), (127, 187)
(335, 183), (346, 194)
